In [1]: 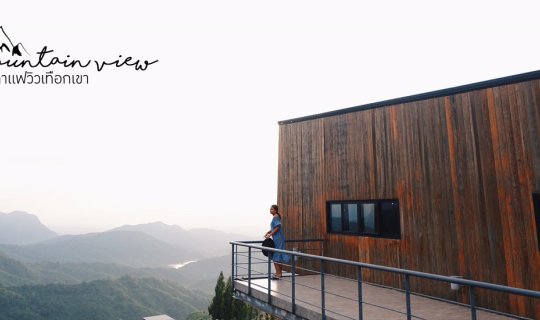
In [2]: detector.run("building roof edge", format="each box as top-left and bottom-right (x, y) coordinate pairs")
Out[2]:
(278, 69), (540, 125)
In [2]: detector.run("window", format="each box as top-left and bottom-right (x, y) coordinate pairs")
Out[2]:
(327, 200), (401, 239)
(534, 193), (540, 249)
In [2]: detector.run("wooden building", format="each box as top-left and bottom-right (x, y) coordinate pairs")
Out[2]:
(277, 70), (540, 318)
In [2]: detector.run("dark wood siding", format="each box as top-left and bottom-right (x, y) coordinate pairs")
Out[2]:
(277, 79), (540, 318)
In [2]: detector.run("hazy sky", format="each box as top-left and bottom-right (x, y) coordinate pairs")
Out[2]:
(1, 1), (539, 237)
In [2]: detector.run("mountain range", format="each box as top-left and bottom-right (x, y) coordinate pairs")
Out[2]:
(0, 211), (58, 245)
(111, 222), (249, 258)
(0, 210), (253, 266)
(0, 210), (260, 299)
(0, 210), (264, 318)
(0, 230), (202, 268)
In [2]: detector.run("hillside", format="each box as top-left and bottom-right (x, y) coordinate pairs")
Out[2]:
(0, 252), (229, 296)
(0, 231), (202, 268)
(111, 222), (252, 258)
(0, 277), (208, 320)
(0, 253), (38, 287)
(170, 255), (232, 293)
(0, 211), (57, 245)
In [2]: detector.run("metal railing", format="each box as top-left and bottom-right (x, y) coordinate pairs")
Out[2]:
(231, 239), (324, 311)
(230, 240), (540, 320)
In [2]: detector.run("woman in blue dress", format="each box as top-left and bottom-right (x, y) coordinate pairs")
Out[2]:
(264, 204), (289, 279)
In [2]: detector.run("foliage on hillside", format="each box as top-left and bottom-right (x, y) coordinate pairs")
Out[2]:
(185, 311), (213, 320)
(0, 276), (208, 320)
(0, 253), (38, 287)
(208, 272), (276, 320)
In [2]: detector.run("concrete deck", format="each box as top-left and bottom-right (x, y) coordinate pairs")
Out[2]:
(234, 275), (512, 320)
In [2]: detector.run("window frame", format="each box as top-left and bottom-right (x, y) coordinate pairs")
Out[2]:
(326, 199), (401, 239)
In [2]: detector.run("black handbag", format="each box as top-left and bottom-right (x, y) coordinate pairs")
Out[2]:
(261, 238), (275, 257)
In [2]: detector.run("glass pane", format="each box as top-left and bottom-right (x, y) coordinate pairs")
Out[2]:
(362, 203), (376, 233)
(330, 204), (342, 232)
(380, 200), (400, 237)
(347, 204), (358, 233)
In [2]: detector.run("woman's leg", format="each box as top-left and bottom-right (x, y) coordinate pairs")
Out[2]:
(274, 262), (282, 278)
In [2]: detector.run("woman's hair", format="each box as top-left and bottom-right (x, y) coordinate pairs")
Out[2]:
(271, 204), (281, 219)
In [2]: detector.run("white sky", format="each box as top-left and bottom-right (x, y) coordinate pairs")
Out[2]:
(1, 0), (539, 237)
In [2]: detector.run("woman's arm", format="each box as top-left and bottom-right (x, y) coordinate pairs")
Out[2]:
(266, 226), (280, 238)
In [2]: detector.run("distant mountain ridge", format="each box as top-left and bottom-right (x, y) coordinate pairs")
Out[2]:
(0, 230), (202, 268)
(111, 222), (253, 258)
(0, 211), (58, 245)
(0, 210), (252, 271)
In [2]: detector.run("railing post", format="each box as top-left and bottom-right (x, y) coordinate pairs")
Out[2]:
(292, 249), (296, 314)
(231, 243), (235, 294)
(469, 286), (477, 320)
(248, 246), (252, 295)
(235, 245), (238, 280)
(321, 259), (325, 320)
(267, 252), (272, 304)
(358, 266), (363, 320)
(405, 274), (411, 320)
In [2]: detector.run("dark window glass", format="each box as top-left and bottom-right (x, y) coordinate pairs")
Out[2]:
(534, 193), (540, 249)
(330, 204), (342, 232)
(362, 203), (376, 234)
(348, 204), (359, 233)
(380, 200), (401, 237)
(327, 199), (400, 239)
(342, 204), (350, 232)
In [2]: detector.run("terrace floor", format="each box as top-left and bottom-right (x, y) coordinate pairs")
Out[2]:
(234, 275), (512, 320)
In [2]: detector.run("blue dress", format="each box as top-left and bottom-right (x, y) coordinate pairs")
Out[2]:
(271, 215), (290, 263)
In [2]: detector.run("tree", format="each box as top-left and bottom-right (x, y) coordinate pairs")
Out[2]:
(208, 272), (225, 320)
(221, 277), (234, 320)
(209, 272), (273, 320)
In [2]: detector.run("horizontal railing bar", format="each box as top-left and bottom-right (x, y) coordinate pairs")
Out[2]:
(237, 248), (323, 254)
(232, 258), (263, 264)
(324, 271), (368, 284)
(247, 282), (271, 293)
(236, 238), (324, 244)
(324, 290), (359, 303)
(290, 281), (324, 292)
(236, 260), (268, 265)
(231, 241), (540, 298)
(239, 273), (267, 278)
(236, 262), (266, 267)
(290, 297), (323, 310)
(235, 265), (249, 271)
(236, 250), (325, 260)
(360, 299), (423, 319)
(235, 271), (267, 277)
(235, 268), (269, 274)
(325, 308), (357, 320)
(236, 274), (260, 278)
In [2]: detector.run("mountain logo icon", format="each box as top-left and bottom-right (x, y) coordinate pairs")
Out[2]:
(0, 26), (29, 56)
